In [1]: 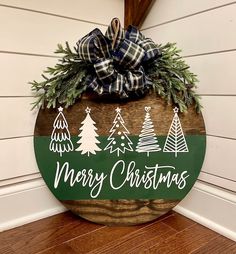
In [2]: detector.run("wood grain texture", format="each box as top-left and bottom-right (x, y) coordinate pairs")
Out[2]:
(126, 217), (195, 254)
(62, 199), (179, 226)
(191, 235), (236, 254)
(125, 0), (154, 29)
(143, 223), (218, 254)
(124, 0), (136, 29)
(132, 0), (154, 29)
(66, 224), (145, 253)
(0, 212), (102, 254)
(161, 212), (195, 232)
(90, 213), (195, 254)
(34, 92), (205, 225)
(86, 220), (177, 254)
(35, 92), (205, 137)
(1, 211), (235, 254)
(39, 243), (77, 254)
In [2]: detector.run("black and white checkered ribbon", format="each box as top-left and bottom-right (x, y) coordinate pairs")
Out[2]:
(76, 18), (161, 98)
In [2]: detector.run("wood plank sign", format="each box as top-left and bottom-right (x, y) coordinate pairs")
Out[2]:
(31, 17), (206, 225)
(34, 94), (206, 225)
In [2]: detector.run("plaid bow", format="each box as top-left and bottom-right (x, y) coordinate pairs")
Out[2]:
(76, 18), (161, 98)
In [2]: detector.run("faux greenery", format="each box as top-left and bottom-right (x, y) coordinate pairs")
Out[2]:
(30, 42), (201, 112)
(30, 42), (92, 109)
(147, 43), (201, 112)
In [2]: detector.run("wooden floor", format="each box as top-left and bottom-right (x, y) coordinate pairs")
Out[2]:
(0, 211), (235, 254)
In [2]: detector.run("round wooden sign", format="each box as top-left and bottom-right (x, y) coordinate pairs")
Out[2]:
(34, 93), (206, 225)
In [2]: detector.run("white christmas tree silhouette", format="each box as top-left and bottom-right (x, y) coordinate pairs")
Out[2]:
(136, 106), (161, 157)
(104, 107), (133, 157)
(49, 107), (74, 157)
(75, 107), (101, 156)
(163, 107), (189, 157)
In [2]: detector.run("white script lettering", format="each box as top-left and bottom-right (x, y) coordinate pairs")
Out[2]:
(54, 161), (107, 198)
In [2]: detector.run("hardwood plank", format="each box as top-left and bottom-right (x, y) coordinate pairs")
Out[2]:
(0, 212), (76, 244)
(12, 221), (101, 254)
(87, 221), (176, 254)
(0, 246), (14, 254)
(1, 212), (234, 254)
(0, 212), (73, 251)
(141, 223), (218, 254)
(38, 243), (77, 254)
(0, 212), (102, 254)
(66, 224), (146, 253)
(161, 212), (196, 232)
(36, 213), (175, 254)
(127, 229), (176, 254)
(191, 235), (236, 254)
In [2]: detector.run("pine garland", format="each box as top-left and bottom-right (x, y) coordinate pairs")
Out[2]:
(147, 43), (201, 112)
(30, 42), (91, 109)
(30, 42), (201, 112)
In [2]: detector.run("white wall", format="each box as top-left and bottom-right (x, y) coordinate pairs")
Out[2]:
(0, 0), (124, 230)
(142, 0), (236, 240)
(0, 0), (235, 240)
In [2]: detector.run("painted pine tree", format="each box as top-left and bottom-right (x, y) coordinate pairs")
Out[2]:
(49, 107), (74, 157)
(136, 106), (161, 157)
(75, 107), (101, 156)
(104, 107), (133, 156)
(163, 107), (189, 157)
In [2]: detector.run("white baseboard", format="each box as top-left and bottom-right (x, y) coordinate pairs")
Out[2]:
(0, 178), (235, 242)
(174, 181), (236, 241)
(0, 178), (66, 232)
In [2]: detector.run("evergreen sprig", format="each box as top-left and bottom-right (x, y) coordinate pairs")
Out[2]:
(148, 43), (201, 112)
(30, 42), (91, 109)
(30, 42), (201, 112)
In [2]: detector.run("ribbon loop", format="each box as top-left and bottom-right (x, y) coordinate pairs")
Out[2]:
(105, 18), (124, 50)
(114, 39), (145, 69)
(77, 29), (111, 62)
(76, 18), (161, 97)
